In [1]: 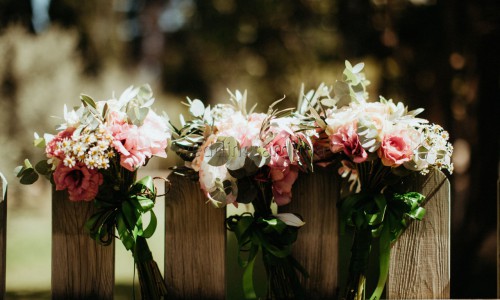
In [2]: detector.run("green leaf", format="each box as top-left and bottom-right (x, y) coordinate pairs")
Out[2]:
(33, 137), (46, 148)
(220, 136), (239, 159)
(19, 169), (39, 185)
(129, 106), (149, 126)
(138, 84), (153, 100)
(16, 160), (40, 184)
(35, 160), (52, 175)
(102, 102), (109, 118)
(207, 148), (229, 166)
(80, 94), (97, 109)
(226, 154), (246, 171)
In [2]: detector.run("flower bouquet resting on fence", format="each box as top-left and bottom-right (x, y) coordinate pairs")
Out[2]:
(306, 61), (453, 300)
(171, 90), (314, 299)
(16, 85), (171, 300)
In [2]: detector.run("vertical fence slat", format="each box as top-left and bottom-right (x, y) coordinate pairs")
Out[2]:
(52, 190), (115, 300)
(387, 169), (450, 298)
(285, 166), (340, 299)
(0, 173), (7, 297)
(165, 174), (226, 299)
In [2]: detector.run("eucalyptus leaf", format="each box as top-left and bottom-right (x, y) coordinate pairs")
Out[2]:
(208, 150), (229, 167)
(189, 99), (205, 117)
(138, 84), (153, 100)
(33, 137), (46, 148)
(226, 154), (246, 171)
(20, 169), (39, 185)
(35, 160), (52, 175)
(219, 136), (239, 159)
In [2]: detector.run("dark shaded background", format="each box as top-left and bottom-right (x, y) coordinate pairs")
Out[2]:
(0, 0), (498, 297)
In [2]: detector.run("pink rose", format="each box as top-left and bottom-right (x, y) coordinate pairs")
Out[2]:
(330, 123), (367, 163)
(53, 163), (103, 201)
(270, 166), (299, 206)
(378, 131), (415, 167)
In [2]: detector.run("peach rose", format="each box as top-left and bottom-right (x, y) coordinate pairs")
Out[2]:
(378, 131), (415, 167)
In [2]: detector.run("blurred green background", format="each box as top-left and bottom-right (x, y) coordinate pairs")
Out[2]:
(0, 0), (498, 298)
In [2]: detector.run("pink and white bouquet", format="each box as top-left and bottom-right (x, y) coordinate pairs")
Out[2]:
(171, 90), (314, 299)
(17, 85), (170, 299)
(305, 61), (453, 300)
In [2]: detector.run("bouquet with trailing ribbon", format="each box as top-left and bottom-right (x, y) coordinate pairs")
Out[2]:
(16, 85), (171, 300)
(171, 90), (315, 299)
(305, 61), (453, 300)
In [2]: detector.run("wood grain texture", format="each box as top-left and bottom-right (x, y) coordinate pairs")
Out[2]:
(165, 174), (226, 300)
(0, 173), (7, 298)
(52, 190), (114, 300)
(387, 169), (450, 298)
(283, 166), (340, 299)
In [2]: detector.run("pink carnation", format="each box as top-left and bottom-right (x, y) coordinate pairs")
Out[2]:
(53, 163), (103, 201)
(378, 130), (415, 167)
(330, 123), (367, 163)
(111, 111), (170, 171)
(217, 112), (266, 148)
(270, 165), (299, 206)
(45, 127), (76, 160)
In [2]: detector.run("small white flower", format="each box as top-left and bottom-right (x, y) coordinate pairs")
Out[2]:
(63, 156), (76, 168)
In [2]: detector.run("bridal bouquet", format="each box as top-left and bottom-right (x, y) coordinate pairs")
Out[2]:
(306, 61), (453, 300)
(171, 90), (314, 299)
(16, 85), (170, 299)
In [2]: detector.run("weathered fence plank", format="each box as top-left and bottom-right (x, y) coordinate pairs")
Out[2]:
(286, 165), (340, 299)
(0, 173), (7, 298)
(165, 174), (226, 299)
(387, 170), (450, 298)
(52, 190), (115, 300)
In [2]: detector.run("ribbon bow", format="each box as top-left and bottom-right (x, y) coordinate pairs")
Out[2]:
(85, 176), (159, 251)
(339, 191), (426, 300)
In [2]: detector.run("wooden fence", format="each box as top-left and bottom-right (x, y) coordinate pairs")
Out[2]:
(0, 169), (451, 299)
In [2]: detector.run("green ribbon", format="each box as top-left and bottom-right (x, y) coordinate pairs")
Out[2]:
(368, 191), (426, 300)
(226, 213), (307, 299)
(85, 175), (158, 253)
(340, 191), (426, 300)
